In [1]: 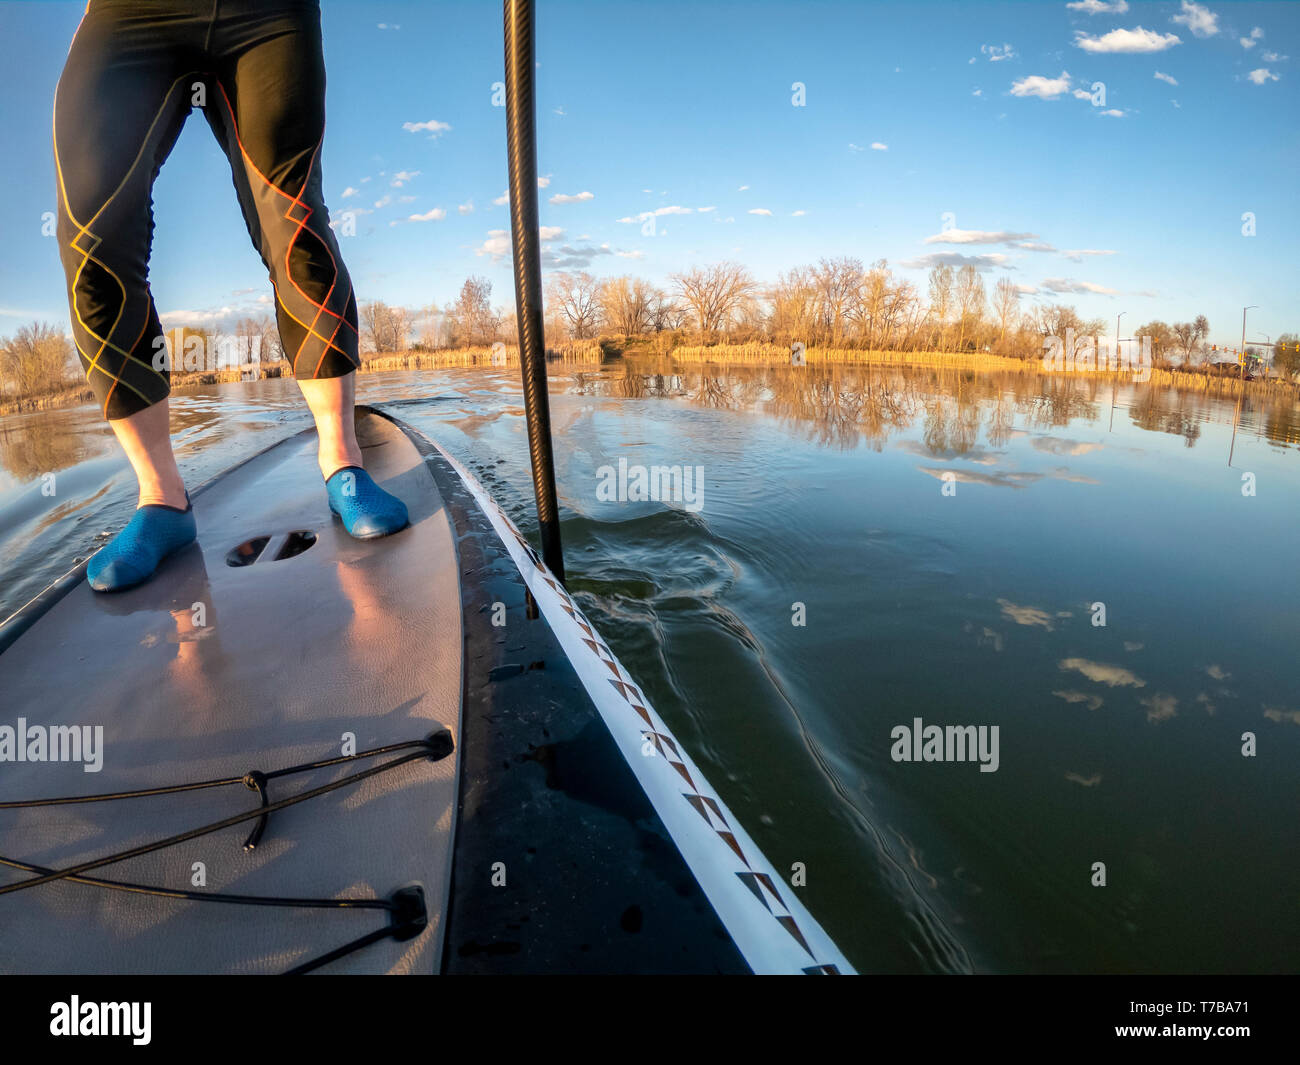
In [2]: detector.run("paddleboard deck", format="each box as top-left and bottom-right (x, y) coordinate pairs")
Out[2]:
(0, 410), (460, 973)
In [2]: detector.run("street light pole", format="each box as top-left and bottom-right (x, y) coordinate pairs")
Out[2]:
(1239, 305), (1258, 382)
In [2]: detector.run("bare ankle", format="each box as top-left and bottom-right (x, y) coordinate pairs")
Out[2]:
(137, 482), (188, 509)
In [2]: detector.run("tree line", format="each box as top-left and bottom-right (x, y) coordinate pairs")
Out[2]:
(360, 260), (1298, 376)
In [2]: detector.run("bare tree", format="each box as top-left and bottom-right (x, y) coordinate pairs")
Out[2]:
(1171, 315), (1209, 363)
(993, 278), (1019, 347)
(927, 264), (954, 350)
(449, 277), (498, 346)
(599, 276), (655, 335)
(360, 301), (412, 354)
(671, 262), (755, 336)
(545, 271), (602, 338)
(954, 264), (986, 352)
(859, 260), (891, 349)
(768, 267), (817, 343)
(0, 322), (77, 397)
(811, 256), (863, 345)
(647, 287), (688, 332)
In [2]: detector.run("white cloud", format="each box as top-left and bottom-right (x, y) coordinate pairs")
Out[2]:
(1247, 68), (1279, 84)
(1063, 249), (1117, 261)
(925, 228), (1038, 244)
(1010, 72), (1073, 98)
(1240, 27), (1263, 49)
(341, 186), (359, 199)
(791, 210), (806, 217)
(1154, 70), (1178, 85)
(1015, 284), (1039, 294)
(1042, 277), (1117, 295)
(1171, 1), (1219, 38)
(377, 23), (401, 31)
(848, 142), (864, 151)
(390, 170), (420, 187)
(871, 141), (888, 150)
(748, 208), (773, 216)
(549, 191), (594, 204)
(476, 230), (510, 259)
(492, 191), (509, 206)
(1067, 0), (1129, 13)
(1261, 50), (1286, 62)
(616, 205), (695, 223)
(159, 305), (239, 325)
(1074, 27), (1181, 53)
(458, 201), (474, 215)
(553, 107), (566, 116)
(402, 119), (451, 137)
(1072, 88), (1094, 99)
(537, 175), (551, 188)
(406, 208), (446, 222)
(1100, 108), (1125, 116)
(1013, 241), (1057, 252)
(477, 225), (562, 260)
(972, 88), (983, 97)
(615, 250), (644, 259)
(737, 184), (750, 191)
(981, 43), (1016, 62)
(900, 252), (1009, 271)
(373, 194), (392, 208)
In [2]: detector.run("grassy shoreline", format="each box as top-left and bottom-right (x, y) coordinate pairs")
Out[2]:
(4, 340), (1294, 415)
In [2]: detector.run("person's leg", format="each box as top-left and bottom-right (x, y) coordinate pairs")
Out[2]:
(54, 3), (203, 589)
(296, 374), (362, 481)
(110, 399), (188, 508)
(205, 2), (406, 537)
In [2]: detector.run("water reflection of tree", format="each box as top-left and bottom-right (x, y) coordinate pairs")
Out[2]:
(1129, 388), (1202, 447)
(1019, 378), (1099, 430)
(0, 414), (96, 483)
(566, 358), (1284, 455)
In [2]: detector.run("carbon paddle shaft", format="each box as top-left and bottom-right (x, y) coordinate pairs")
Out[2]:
(504, 0), (565, 583)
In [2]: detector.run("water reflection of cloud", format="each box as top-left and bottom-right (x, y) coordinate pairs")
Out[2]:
(1204, 664), (1231, 680)
(1050, 466), (1102, 484)
(896, 440), (1001, 465)
(1065, 771), (1102, 787)
(1196, 693), (1216, 715)
(1057, 657), (1146, 688)
(1140, 693), (1178, 723)
(1263, 706), (1300, 726)
(998, 598), (1056, 630)
(917, 466), (1041, 488)
(1031, 436), (1104, 456)
(1123, 641), (1144, 652)
(1053, 689), (1103, 710)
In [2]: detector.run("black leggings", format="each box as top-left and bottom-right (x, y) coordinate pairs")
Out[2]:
(54, 0), (359, 420)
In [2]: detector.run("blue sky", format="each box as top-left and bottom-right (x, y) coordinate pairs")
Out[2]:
(1, 0), (1296, 347)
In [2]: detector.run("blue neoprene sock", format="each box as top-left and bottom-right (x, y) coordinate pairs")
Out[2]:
(86, 498), (197, 593)
(326, 466), (409, 540)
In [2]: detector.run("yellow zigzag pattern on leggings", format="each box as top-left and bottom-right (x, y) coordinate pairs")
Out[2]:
(53, 72), (194, 416)
(212, 80), (357, 377)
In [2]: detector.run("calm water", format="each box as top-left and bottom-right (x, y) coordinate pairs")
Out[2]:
(2, 361), (1298, 973)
